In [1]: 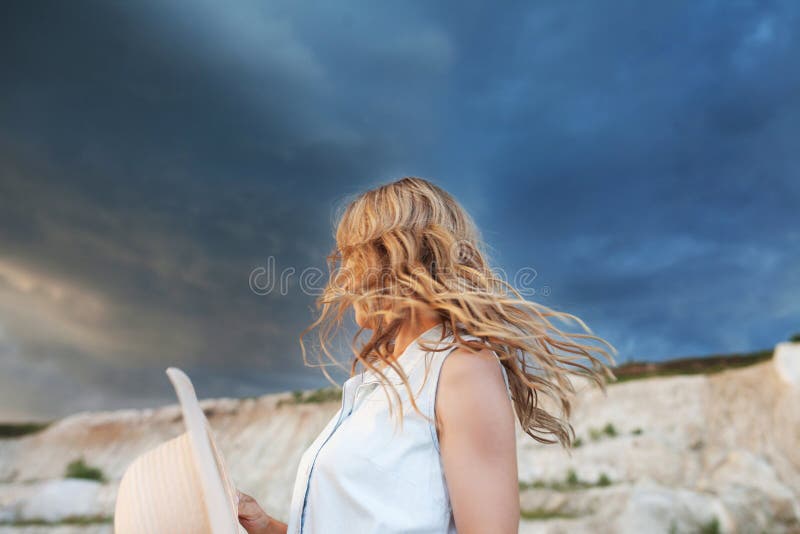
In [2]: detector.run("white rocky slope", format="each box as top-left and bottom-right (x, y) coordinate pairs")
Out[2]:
(0, 343), (798, 534)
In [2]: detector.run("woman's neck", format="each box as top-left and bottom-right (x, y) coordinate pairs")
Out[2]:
(391, 313), (441, 360)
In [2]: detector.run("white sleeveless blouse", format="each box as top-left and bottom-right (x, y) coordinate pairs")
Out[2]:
(285, 324), (512, 534)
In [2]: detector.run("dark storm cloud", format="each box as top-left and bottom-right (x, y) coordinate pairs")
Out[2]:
(0, 0), (456, 418)
(430, 1), (800, 358)
(0, 0), (798, 419)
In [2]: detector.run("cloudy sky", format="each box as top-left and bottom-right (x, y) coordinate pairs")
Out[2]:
(1, 1), (798, 421)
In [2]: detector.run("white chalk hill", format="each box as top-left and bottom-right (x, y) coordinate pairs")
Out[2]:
(1, 343), (799, 533)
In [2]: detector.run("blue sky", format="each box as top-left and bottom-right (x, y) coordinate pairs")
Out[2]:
(1, 1), (798, 420)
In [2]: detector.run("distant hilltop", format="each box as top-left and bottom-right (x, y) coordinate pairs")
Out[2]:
(611, 347), (775, 382)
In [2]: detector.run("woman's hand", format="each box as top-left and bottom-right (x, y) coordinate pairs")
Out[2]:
(236, 489), (273, 534)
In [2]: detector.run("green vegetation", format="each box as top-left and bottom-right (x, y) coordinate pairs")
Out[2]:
(1, 515), (112, 526)
(572, 437), (583, 448)
(611, 349), (773, 383)
(668, 515), (722, 534)
(699, 517), (721, 534)
(632, 427), (643, 435)
(0, 421), (50, 438)
(65, 457), (106, 483)
(790, 332), (800, 343)
(277, 386), (342, 407)
(303, 386), (342, 403)
(520, 508), (579, 520)
(566, 468), (579, 486)
(587, 422), (618, 442)
(519, 469), (614, 492)
(519, 479), (547, 490)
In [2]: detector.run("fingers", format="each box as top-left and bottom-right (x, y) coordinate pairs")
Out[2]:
(235, 489), (271, 533)
(236, 489), (259, 518)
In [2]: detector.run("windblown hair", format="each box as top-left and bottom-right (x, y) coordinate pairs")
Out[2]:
(299, 176), (617, 449)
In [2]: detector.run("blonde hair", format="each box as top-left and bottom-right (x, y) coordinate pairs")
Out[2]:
(299, 176), (617, 449)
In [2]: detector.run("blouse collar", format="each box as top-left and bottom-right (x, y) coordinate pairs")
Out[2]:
(360, 323), (448, 385)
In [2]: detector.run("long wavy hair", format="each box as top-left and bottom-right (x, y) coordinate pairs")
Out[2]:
(299, 176), (617, 449)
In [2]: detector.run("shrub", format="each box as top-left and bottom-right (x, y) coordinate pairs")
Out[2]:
(565, 469), (579, 487)
(65, 457), (106, 483)
(699, 517), (720, 534)
(519, 470), (613, 492)
(302, 386), (342, 404)
(278, 386), (343, 407)
(7, 515), (112, 526)
(588, 422), (618, 441)
(518, 479), (547, 490)
(520, 508), (577, 520)
(0, 422), (50, 438)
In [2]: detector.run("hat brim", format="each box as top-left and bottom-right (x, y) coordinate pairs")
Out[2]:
(166, 367), (243, 534)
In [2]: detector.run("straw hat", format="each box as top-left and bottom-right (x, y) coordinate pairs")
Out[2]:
(114, 367), (247, 534)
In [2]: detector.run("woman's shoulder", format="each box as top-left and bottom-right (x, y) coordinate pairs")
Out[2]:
(438, 345), (509, 398)
(433, 345), (516, 447)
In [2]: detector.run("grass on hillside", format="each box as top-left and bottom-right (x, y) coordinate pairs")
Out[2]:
(1, 515), (113, 526)
(277, 385), (342, 407)
(611, 348), (773, 383)
(0, 421), (51, 439)
(519, 468), (613, 492)
(65, 457), (106, 483)
(520, 508), (581, 521)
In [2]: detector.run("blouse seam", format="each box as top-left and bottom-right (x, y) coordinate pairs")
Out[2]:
(427, 337), (511, 453)
(428, 344), (462, 455)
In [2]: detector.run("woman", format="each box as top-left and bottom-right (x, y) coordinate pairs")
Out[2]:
(237, 177), (616, 533)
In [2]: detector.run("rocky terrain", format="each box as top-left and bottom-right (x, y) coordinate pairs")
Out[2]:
(0, 343), (798, 533)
